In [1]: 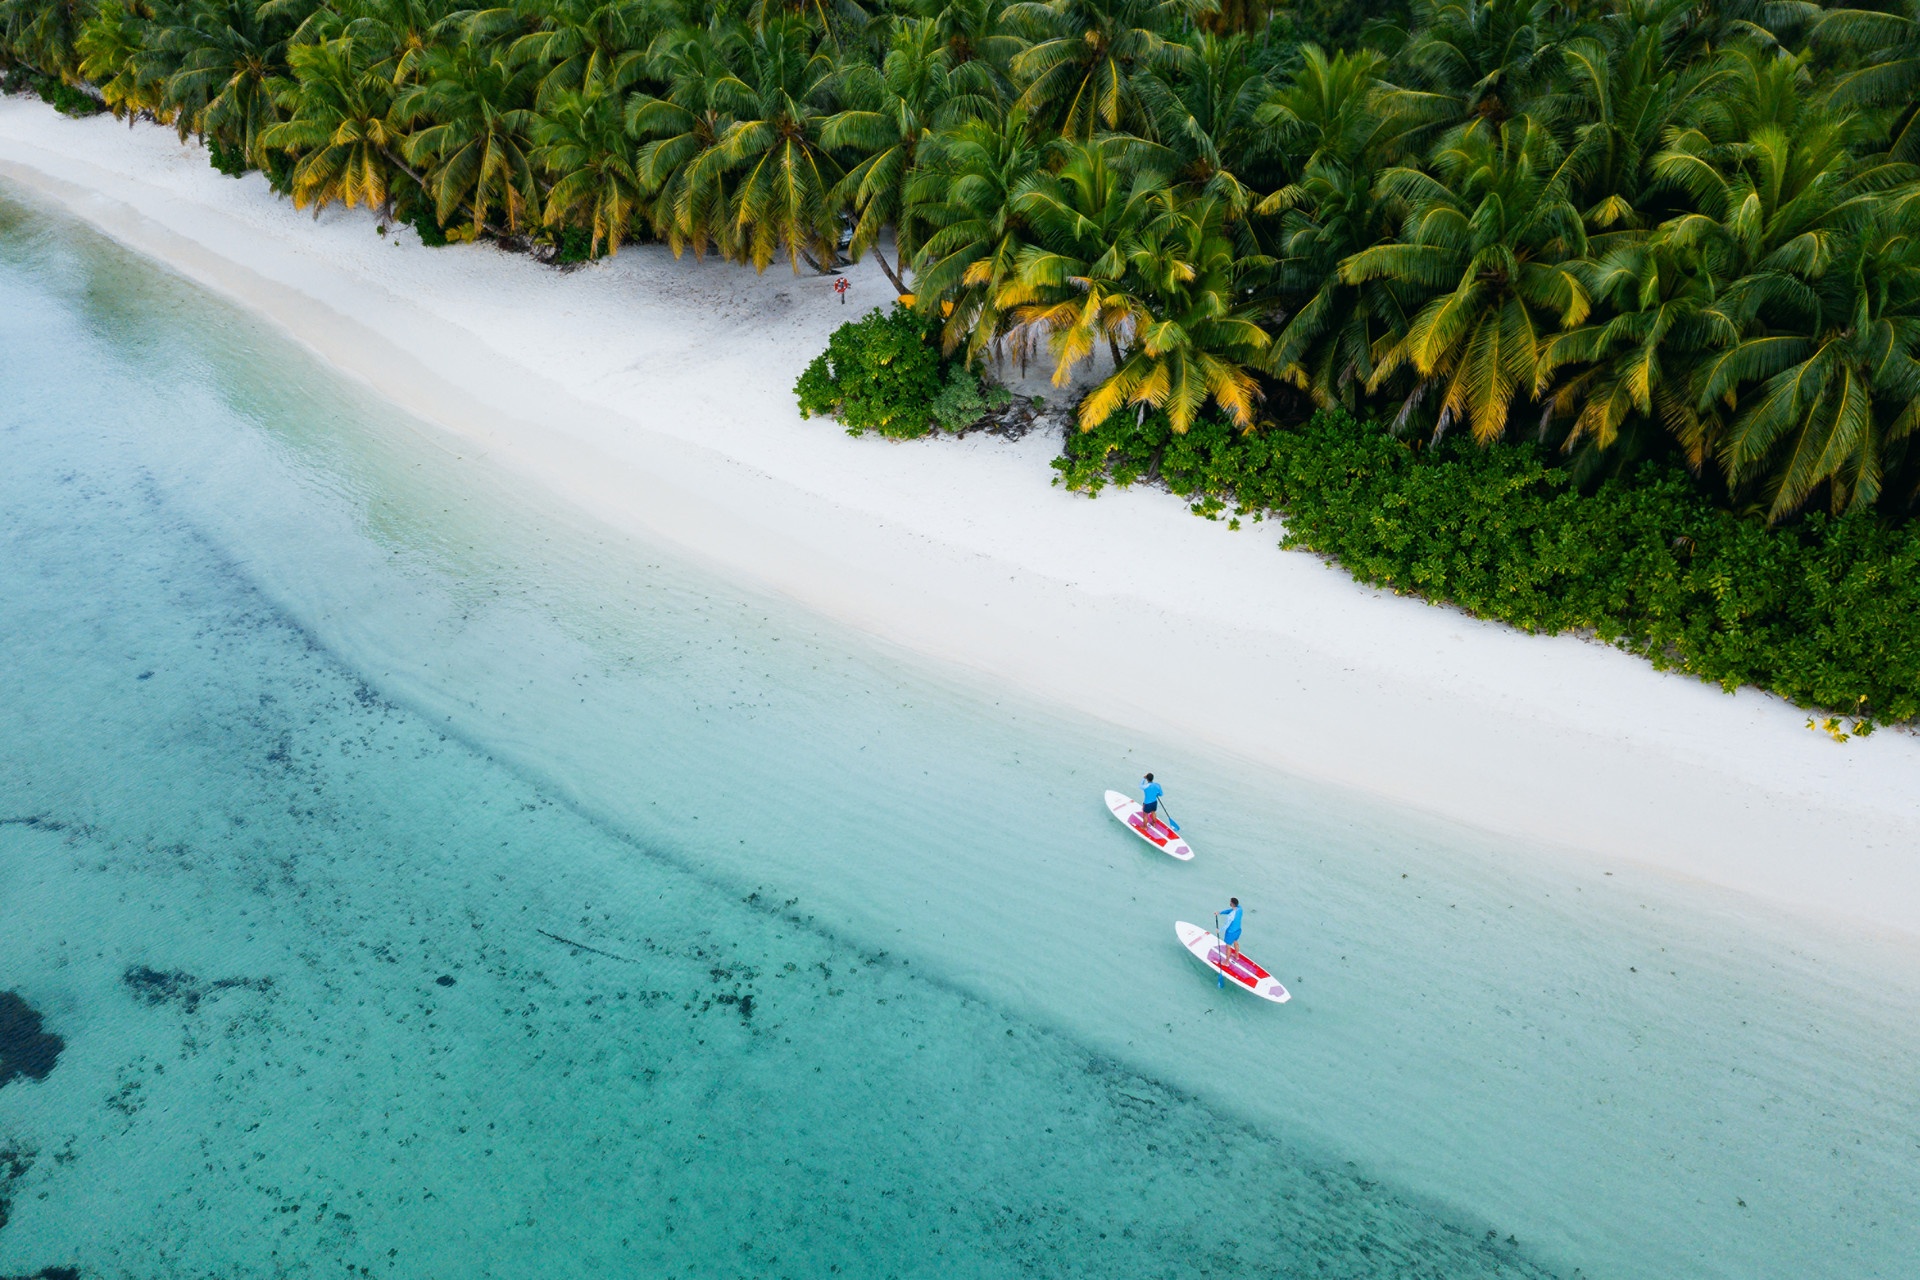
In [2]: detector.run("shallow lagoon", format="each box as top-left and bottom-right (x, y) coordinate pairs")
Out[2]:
(1, 193), (1917, 1279)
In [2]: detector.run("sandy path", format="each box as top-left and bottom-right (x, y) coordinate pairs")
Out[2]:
(5, 97), (1917, 937)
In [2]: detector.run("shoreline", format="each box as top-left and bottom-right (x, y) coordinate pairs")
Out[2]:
(6, 97), (1920, 938)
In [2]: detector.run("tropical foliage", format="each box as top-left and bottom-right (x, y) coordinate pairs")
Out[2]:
(1057, 406), (1920, 726)
(10, 0), (1920, 713)
(795, 303), (1010, 435)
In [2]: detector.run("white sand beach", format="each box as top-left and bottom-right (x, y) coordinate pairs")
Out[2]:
(5, 96), (1918, 939)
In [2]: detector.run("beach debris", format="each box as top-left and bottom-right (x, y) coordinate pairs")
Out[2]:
(0, 994), (63, 1089)
(1000, 397), (1068, 440)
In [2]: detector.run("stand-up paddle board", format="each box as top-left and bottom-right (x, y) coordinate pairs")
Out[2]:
(1175, 921), (1290, 1002)
(1105, 790), (1193, 860)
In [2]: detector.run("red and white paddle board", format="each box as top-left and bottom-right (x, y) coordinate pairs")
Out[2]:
(1105, 790), (1193, 860)
(1175, 920), (1290, 1002)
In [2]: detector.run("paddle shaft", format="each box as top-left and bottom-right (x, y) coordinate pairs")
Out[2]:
(1214, 913), (1226, 988)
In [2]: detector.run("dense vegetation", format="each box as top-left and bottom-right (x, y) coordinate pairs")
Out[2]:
(1059, 407), (1920, 728)
(795, 304), (1010, 436)
(6, 0), (1920, 720)
(10, 0), (1920, 519)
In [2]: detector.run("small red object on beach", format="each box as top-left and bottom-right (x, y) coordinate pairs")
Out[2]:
(833, 276), (851, 303)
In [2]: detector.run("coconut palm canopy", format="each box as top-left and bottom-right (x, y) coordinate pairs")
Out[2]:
(11, 0), (1920, 519)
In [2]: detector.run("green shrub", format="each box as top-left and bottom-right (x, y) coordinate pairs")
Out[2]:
(1057, 408), (1920, 726)
(795, 305), (1002, 439)
(207, 136), (249, 177)
(795, 305), (944, 438)
(398, 203), (448, 247)
(263, 148), (294, 197)
(552, 225), (595, 264)
(930, 363), (1011, 433)
(31, 75), (103, 116)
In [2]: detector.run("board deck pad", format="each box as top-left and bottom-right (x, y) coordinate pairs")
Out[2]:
(1175, 921), (1290, 1003)
(1105, 790), (1194, 860)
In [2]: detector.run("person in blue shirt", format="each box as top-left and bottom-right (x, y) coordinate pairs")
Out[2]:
(1140, 773), (1164, 833)
(1217, 897), (1244, 962)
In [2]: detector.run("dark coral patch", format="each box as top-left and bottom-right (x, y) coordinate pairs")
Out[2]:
(122, 966), (271, 1015)
(0, 993), (64, 1088)
(122, 966), (203, 1013)
(0, 1143), (34, 1232)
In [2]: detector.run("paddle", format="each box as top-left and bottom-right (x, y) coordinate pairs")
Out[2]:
(1156, 801), (1180, 834)
(1213, 913), (1226, 988)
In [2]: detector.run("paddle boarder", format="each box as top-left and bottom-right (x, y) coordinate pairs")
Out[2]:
(1140, 773), (1165, 834)
(1217, 897), (1243, 962)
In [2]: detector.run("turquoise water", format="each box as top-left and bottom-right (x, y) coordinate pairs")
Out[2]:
(1, 192), (1917, 1280)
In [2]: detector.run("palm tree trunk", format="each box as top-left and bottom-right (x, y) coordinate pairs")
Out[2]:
(869, 241), (908, 295)
(378, 143), (429, 193)
(382, 146), (514, 240)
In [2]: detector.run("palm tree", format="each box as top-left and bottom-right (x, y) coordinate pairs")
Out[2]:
(1816, 0), (1920, 162)
(909, 0), (1027, 91)
(1258, 42), (1414, 173)
(824, 17), (995, 291)
(697, 18), (845, 272)
(1131, 30), (1275, 216)
(1077, 195), (1273, 430)
(162, 0), (305, 167)
(1635, 63), (1918, 504)
(1653, 93), (1869, 287)
(0, 0), (95, 79)
(1006, 0), (1200, 138)
(1536, 232), (1739, 462)
(265, 33), (409, 213)
(398, 31), (539, 235)
(1665, 0), (1821, 58)
(77, 0), (170, 119)
(1549, 0), (1723, 238)
(508, 0), (654, 106)
(628, 18), (742, 259)
(1711, 198), (1920, 518)
(1341, 117), (1590, 443)
(1395, 0), (1559, 131)
(748, 0), (871, 48)
(996, 138), (1171, 385)
(1263, 158), (1413, 412)
(535, 82), (643, 255)
(1257, 46), (1417, 410)
(1196, 0), (1278, 35)
(343, 0), (467, 88)
(906, 107), (1045, 361)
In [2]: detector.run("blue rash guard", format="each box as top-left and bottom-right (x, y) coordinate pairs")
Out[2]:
(1218, 904), (1243, 944)
(1141, 780), (1163, 812)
